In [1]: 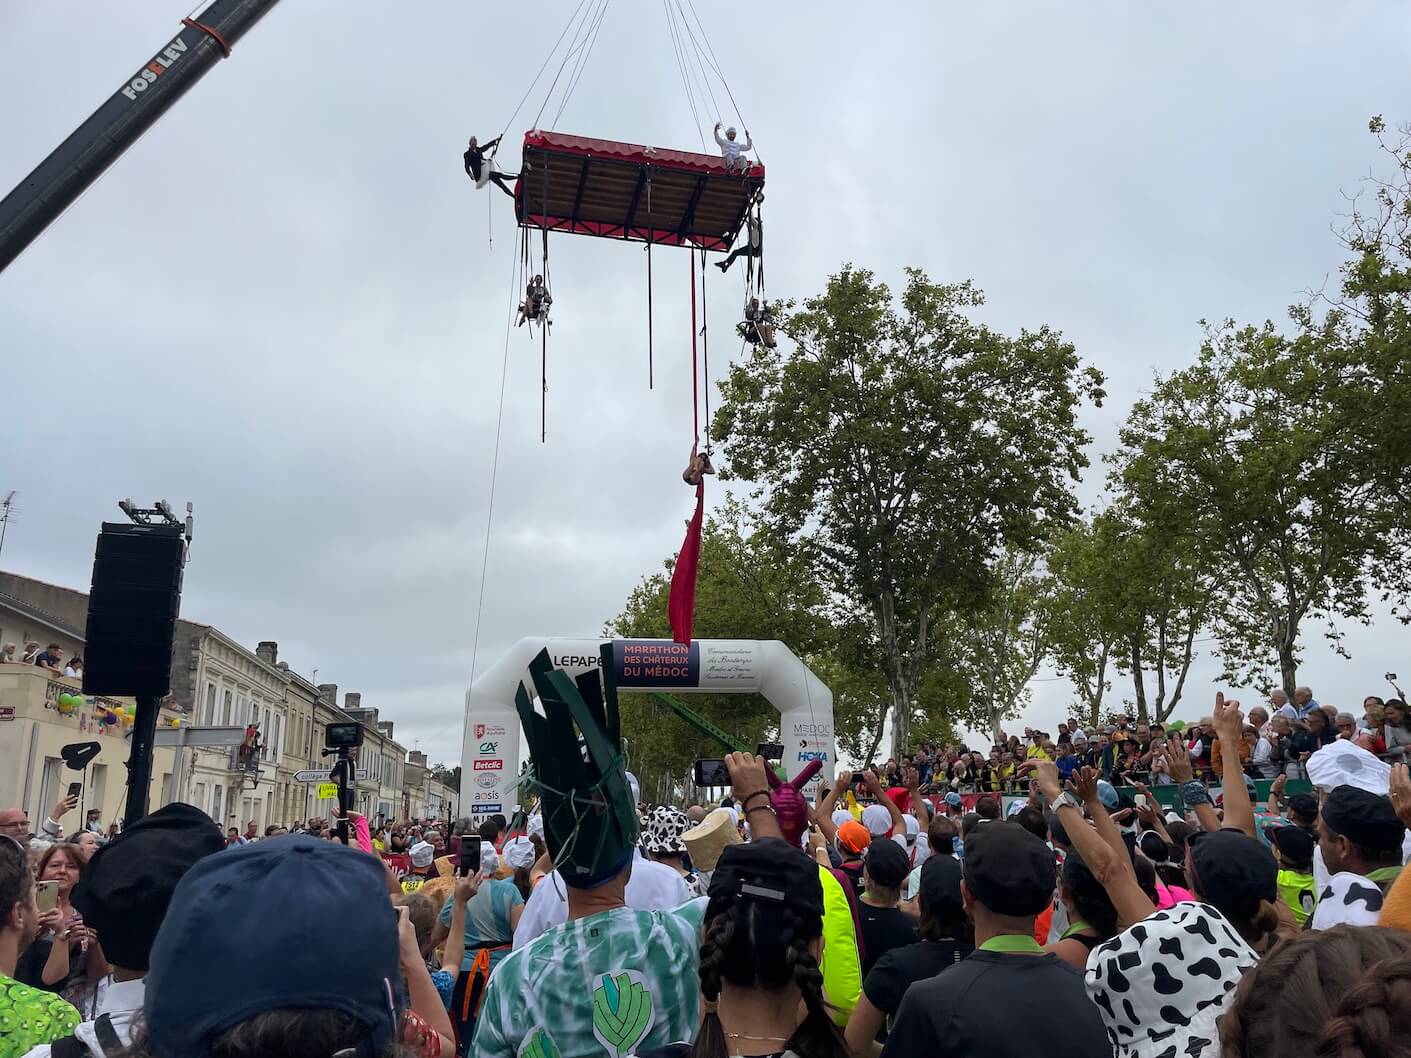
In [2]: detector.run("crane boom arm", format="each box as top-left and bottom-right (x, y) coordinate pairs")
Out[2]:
(0, 0), (282, 273)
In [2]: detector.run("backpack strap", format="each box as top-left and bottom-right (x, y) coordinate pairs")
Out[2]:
(93, 1013), (124, 1057)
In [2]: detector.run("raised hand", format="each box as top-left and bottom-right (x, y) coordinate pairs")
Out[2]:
(1033, 759), (1063, 803)
(1068, 765), (1101, 806)
(1212, 691), (1244, 745)
(1391, 764), (1411, 830)
(1166, 738), (1195, 784)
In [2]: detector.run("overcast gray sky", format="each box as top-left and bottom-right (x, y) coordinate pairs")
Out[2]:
(3, 2), (1409, 766)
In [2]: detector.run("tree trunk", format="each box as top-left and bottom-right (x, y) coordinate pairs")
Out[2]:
(1278, 640), (1298, 699)
(1129, 635), (1147, 723)
(890, 677), (913, 760)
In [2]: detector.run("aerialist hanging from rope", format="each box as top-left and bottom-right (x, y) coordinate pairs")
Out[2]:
(713, 121), (753, 173)
(716, 198), (762, 274)
(739, 296), (776, 348)
(517, 274), (552, 328)
(464, 135), (518, 197)
(681, 439), (715, 486)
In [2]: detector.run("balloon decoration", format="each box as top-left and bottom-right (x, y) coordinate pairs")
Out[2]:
(55, 691), (84, 715)
(121, 703), (137, 728)
(96, 705), (119, 727)
(1165, 720), (1187, 733)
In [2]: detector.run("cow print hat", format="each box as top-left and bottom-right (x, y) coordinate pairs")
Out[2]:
(640, 805), (689, 856)
(1084, 902), (1257, 1058)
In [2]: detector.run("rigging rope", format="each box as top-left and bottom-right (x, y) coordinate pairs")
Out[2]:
(552, 0), (614, 130)
(661, 0), (707, 152)
(691, 249), (699, 441)
(700, 246), (711, 441)
(501, 0), (593, 138)
(530, 0), (603, 131)
(647, 173), (655, 389)
(671, 0), (722, 126)
(467, 240), (524, 704)
(680, 0), (758, 164)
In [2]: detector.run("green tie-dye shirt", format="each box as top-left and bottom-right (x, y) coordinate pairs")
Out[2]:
(472, 898), (706, 1058)
(0, 973), (80, 1058)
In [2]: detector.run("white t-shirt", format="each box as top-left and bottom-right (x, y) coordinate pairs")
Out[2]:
(512, 854), (692, 949)
(21, 976), (144, 1058)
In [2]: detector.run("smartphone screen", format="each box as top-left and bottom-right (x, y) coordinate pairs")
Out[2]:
(67, 782), (82, 799)
(1134, 793), (1148, 809)
(36, 880), (60, 914)
(693, 758), (730, 787)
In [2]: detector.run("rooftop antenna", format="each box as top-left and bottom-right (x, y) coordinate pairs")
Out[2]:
(0, 491), (14, 561)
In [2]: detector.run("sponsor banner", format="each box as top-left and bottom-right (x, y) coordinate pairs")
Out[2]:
(478, 740), (500, 754)
(699, 642), (759, 689)
(791, 721), (833, 738)
(472, 759), (504, 772)
(475, 774), (499, 790)
(797, 750), (830, 763)
(475, 723), (506, 739)
(472, 790), (501, 802)
(614, 639), (699, 687)
(472, 803), (503, 814)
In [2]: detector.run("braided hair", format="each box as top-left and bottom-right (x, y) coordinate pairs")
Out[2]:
(1315, 948), (1411, 1058)
(692, 893), (848, 1058)
(1219, 925), (1411, 1058)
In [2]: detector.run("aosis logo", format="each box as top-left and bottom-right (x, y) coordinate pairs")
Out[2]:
(121, 37), (189, 101)
(798, 750), (829, 763)
(478, 741), (499, 754)
(472, 759), (504, 772)
(475, 774), (499, 790)
(472, 791), (500, 802)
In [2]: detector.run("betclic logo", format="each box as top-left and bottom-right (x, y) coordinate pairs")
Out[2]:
(472, 759), (504, 772)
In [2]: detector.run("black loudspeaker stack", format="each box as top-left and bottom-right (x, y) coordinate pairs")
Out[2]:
(82, 522), (185, 698)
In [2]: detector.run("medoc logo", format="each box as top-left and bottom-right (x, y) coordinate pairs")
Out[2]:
(121, 37), (189, 101)
(792, 722), (832, 737)
(472, 759), (503, 772)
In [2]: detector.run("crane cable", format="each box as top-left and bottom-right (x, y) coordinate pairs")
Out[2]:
(466, 240), (525, 703)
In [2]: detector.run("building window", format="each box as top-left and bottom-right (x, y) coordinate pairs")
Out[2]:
(204, 683), (216, 725)
(221, 689), (233, 725)
(261, 708), (272, 760)
(195, 782), (206, 811)
(272, 714), (282, 762)
(212, 784), (223, 824)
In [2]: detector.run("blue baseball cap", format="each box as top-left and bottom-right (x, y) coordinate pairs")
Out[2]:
(145, 835), (404, 1056)
(944, 792), (963, 808)
(1096, 780), (1119, 809)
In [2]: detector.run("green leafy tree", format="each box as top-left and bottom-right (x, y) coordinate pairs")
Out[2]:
(1110, 321), (1398, 694)
(714, 266), (1103, 755)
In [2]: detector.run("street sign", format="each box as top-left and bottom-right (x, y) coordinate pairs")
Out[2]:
(317, 782), (339, 800)
(295, 769), (333, 783)
(153, 724), (246, 748)
(0, 706), (14, 721)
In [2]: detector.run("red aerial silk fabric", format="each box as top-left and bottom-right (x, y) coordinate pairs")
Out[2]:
(668, 483), (705, 644)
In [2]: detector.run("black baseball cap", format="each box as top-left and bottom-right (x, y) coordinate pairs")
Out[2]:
(1188, 829), (1277, 920)
(71, 803), (224, 972)
(707, 837), (823, 920)
(918, 854), (964, 914)
(145, 835), (404, 1057)
(864, 837), (910, 889)
(1269, 823), (1316, 863)
(1287, 794), (1320, 824)
(1321, 785), (1406, 852)
(962, 821), (1055, 916)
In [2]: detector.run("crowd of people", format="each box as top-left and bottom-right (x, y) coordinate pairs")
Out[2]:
(1, 642), (83, 678)
(880, 684), (1411, 795)
(5, 672), (1411, 1058)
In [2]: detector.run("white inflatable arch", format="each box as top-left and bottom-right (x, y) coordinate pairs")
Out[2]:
(461, 638), (835, 815)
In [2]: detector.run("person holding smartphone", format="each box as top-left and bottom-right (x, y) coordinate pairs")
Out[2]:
(16, 842), (105, 999)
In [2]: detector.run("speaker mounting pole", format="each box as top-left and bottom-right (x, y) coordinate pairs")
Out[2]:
(90, 499), (194, 828)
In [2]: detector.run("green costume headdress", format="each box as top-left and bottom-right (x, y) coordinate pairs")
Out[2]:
(514, 644), (640, 888)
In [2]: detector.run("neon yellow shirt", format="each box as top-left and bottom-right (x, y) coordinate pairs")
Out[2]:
(819, 863), (861, 1025)
(1277, 868), (1316, 928)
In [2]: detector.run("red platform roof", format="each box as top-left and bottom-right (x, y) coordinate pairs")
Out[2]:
(514, 130), (764, 252)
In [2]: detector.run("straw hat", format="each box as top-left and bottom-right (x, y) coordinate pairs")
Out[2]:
(682, 807), (741, 871)
(419, 874), (455, 909)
